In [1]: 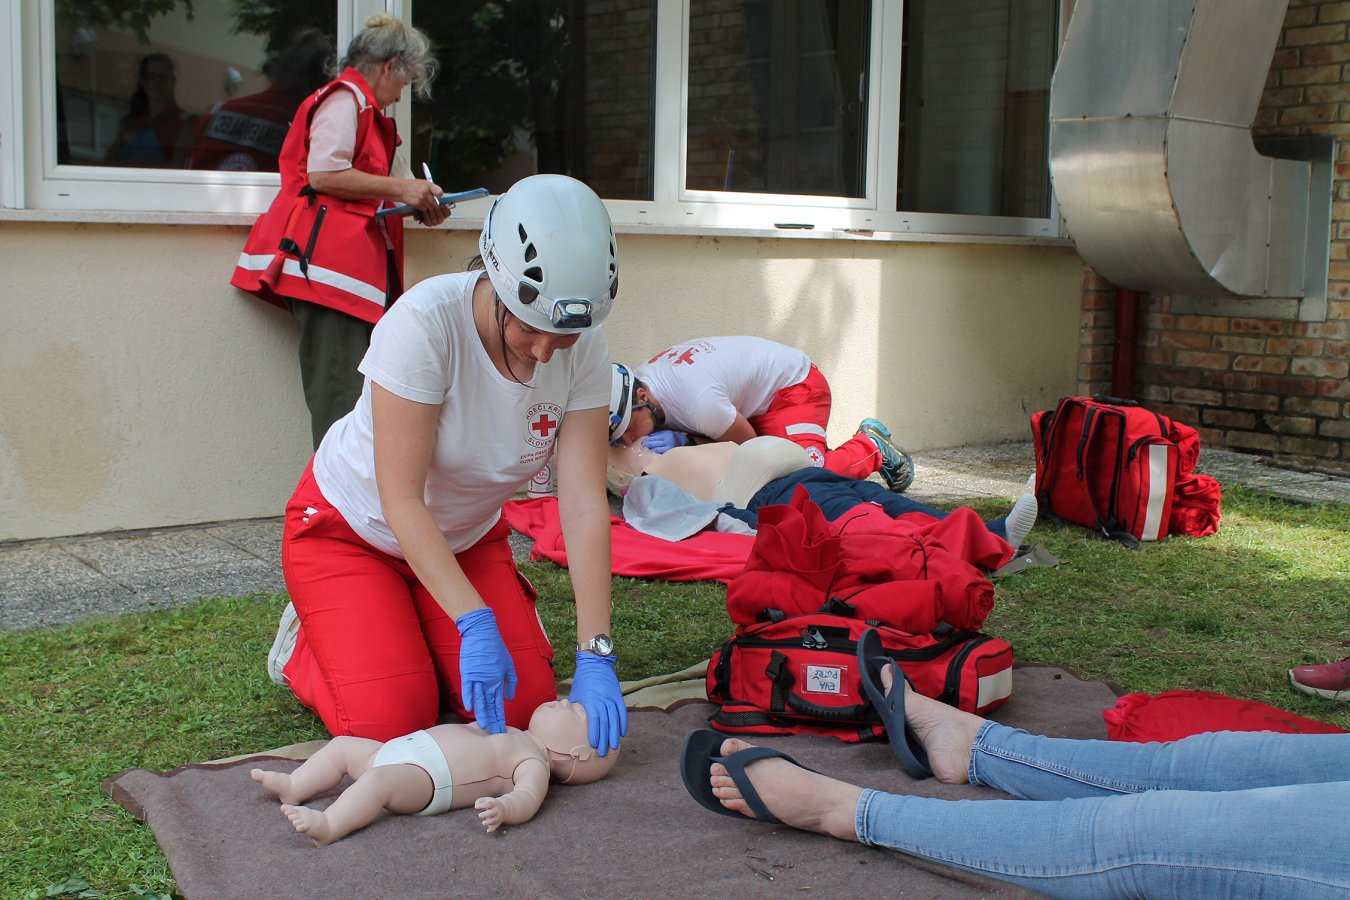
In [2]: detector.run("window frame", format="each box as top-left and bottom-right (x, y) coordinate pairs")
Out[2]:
(2, 0), (1063, 240)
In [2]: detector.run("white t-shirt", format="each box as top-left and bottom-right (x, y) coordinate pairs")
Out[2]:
(314, 271), (611, 555)
(634, 336), (811, 439)
(307, 88), (359, 173)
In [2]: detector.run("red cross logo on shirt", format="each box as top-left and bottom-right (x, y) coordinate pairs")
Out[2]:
(532, 412), (558, 439)
(524, 402), (565, 449)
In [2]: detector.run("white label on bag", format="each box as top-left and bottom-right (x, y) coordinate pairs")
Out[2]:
(803, 664), (844, 694)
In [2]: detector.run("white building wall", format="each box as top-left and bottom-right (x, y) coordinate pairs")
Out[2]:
(0, 221), (1082, 540)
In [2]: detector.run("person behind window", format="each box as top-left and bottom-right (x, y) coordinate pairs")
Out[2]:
(189, 28), (335, 173)
(103, 53), (196, 167)
(230, 14), (449, 448)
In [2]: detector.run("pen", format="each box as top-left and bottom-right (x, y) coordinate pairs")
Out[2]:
(422, 162), (433, 183)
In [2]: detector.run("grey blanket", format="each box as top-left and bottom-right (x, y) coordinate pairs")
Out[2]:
(105, 665), (1119, 899)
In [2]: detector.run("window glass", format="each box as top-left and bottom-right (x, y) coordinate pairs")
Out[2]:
(54, 1), (337, 172)
(410, 1), (656, 200)
(686, 0), (870, 198)
(899, 0), (1057, 217)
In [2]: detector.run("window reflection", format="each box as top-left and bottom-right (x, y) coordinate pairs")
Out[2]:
(54, 2), (337, 172)
(410, 1), (655, 200)
(899, 0), (1057, 217)
(687, 0), (870, 198)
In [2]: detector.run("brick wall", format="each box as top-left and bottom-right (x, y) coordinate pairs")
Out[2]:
(1078, 0), (1350, 471)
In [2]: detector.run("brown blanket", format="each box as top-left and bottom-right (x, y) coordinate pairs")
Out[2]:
(105, 666), (1118, 899)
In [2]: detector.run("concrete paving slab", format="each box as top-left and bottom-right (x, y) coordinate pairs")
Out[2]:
(4, 583), (140, 631)
(0, 543), (106, 591)
(62, 530), (250, 576)
(113, 559), (286, 601)
(204, 519), (284, 561)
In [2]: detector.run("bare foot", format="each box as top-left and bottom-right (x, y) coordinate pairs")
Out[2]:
(710, 738), (863, 842)
(280, 803), (336, 845)
(250, 768), (309, 805)
(880, 666), (983, 784)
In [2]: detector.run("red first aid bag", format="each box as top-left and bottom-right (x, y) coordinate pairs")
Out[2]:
(1032, 396), (1181, 544)
(705, 614), (1013, 742)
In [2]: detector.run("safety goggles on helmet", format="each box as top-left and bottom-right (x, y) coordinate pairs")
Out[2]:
(609, 362), (634, 443)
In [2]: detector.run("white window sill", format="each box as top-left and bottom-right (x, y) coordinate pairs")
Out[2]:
(0, 206), (1074, 247)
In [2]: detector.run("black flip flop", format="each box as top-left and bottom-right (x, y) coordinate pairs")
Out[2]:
(857, 628), (934, 779)
(679, 729), (820, 825)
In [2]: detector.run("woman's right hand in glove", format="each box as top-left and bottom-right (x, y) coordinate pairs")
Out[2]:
(455, 607), (518, 733)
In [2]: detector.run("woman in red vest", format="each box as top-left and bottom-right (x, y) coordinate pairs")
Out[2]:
(231, 14), (448, 447)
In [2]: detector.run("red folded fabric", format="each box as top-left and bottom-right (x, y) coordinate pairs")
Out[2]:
(501, 498), (753, 584)
(1103, 689), (1348, 741)
(725, 487), (1005, 631)
(1169, 472), (1222, 537)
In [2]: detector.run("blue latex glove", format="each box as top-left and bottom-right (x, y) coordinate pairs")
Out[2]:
(568, 652), (627, 756)
(642, 429), (689, 454)
(455, 607), (518, 734)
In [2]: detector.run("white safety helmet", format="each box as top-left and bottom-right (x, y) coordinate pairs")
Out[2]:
(479, 174), (619, 334)
(609, 362), (637, 443)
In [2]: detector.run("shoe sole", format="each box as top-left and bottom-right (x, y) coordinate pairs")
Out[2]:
(859, 421), (913, 492)
(1288, 670), (1350, 701)
(267, 603), (300, 686)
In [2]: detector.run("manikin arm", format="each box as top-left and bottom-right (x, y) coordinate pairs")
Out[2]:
(474, 758), (551, 833)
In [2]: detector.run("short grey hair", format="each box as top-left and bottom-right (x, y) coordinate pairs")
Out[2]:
(341, 13), (438, 99)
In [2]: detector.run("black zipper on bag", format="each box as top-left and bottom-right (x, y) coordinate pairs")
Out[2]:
(940, 634), (992, 706)
(729, 627), (978, 663)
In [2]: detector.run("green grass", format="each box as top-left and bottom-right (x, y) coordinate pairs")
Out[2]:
(1, 482), (1346, 897)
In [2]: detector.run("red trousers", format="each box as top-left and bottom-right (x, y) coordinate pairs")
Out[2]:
(281, 462), (556, 741)
(748, 365), (880, 478)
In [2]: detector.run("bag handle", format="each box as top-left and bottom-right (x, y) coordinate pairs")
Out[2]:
(1091, 394), (1139, 407)
(766, 651), (873, 721)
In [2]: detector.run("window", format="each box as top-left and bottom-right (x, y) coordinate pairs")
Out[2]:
(53, 2), (337, 172)
(686, 0), (869, 198)
(4, 0), (1061, 238)
(899, 0), (1056, 218)
(409, 0), (656, 200)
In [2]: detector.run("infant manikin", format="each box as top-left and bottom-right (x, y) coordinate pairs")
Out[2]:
(251, 700), (619, 844)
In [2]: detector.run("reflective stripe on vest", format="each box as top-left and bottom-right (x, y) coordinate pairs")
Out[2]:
(234, 252), (387, 309)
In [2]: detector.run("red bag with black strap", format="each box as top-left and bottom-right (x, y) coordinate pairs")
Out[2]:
(1031, 395), (1221, 544)
(705, 613), (1013, 742)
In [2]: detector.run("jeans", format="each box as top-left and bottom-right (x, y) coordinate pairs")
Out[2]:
(855, 722), (1350, 898)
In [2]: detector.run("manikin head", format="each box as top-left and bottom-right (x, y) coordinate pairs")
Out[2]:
(527, 700), (620, 785)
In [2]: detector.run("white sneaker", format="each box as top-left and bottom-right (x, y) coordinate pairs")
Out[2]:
(1004, 490), (1039, 550)
(267, 601), (300, 686)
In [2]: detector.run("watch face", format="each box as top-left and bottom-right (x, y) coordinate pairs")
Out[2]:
(589, 634), (614, 655)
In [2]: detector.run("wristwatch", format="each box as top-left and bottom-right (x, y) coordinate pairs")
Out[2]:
(577, 633), (615, 656)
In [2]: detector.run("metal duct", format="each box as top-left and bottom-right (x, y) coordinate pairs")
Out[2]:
(1049, 0), (1309, 298)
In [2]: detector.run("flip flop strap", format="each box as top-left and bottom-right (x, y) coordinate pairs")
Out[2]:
(719, 746), (817, 826)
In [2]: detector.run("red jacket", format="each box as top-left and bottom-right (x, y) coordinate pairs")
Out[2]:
(230, 68), (404, 324)
(726, 486), (1008, 633)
